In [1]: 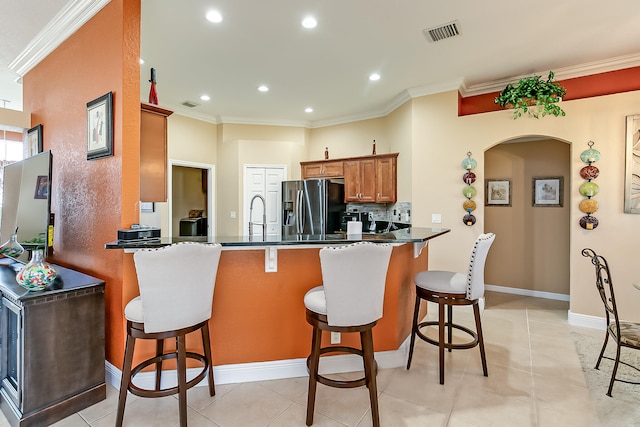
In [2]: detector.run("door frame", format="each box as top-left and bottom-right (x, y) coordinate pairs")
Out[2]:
(168, 159), (216, 239)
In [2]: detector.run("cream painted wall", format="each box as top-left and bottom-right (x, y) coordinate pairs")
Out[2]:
(385, 101), (413, 202)
(410, 89), (640, 322)
(168, 114), (217, 163)
(216, 123), (309, 236)
(485, 140), (570, 295)
(308, 117), (387, 160)
(0, 108), (30, 130)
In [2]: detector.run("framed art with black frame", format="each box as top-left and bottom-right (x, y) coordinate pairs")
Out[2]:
(86, 92), (113, 160)
(27, 124), (43, 157)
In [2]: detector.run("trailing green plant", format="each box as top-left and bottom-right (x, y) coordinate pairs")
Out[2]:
(494, 71), (567, 119)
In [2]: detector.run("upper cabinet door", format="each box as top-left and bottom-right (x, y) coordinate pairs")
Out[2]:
(140, 103), (173, 202)
(301, 161), (344, 179)
(375, 156), (397, 203)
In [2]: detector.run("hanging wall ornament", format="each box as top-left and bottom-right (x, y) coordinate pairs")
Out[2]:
(461, 152), (477, 226)
(579, 141), (600, 230)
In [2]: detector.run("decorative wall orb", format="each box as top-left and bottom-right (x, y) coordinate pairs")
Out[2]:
(461, 157), (477, 170)
(579, 165), (600, 180)
(579, 199), (599, 214)
(580, 148), (601, 164)
(462, 185), (477, 198)
(579, 181), (600, 197)
(579, 215), (599, 230)
(463, 171), (476, 184)
(463, 199), (477, 212)
(463, 214), (476, 226)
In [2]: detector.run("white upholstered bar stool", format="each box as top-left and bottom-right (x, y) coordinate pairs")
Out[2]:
(406, 233), (495, 384)
(116, 243), (222, 427)
(304, 242), (393, 427)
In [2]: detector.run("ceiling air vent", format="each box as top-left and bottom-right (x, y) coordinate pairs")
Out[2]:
(181, 100), (199, 108)
(423, 21), (461, 43)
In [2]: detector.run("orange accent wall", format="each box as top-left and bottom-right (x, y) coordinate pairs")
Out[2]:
(22, 0), (141, 366)
(125, 244), (429, 367)
(459, 66), (640, 116)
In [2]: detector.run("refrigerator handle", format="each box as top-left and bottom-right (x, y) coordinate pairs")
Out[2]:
(296, 190), (304, 234)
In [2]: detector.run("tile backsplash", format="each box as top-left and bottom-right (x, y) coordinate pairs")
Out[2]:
(346, 201), (412, 224)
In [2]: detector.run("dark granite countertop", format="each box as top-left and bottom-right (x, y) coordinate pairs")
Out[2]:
(105, 227), (450, 249)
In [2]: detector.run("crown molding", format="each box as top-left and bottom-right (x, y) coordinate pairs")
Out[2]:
(460, 52), (640, 97)
(9, 0), (111, 76)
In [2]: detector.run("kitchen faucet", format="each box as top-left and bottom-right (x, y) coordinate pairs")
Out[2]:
(249, 194), (266, 240)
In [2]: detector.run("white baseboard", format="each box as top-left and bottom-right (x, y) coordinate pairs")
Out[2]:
(485, 284), (570, 302)
(567, 310), (606, 330)
(105, 337), (411, 390)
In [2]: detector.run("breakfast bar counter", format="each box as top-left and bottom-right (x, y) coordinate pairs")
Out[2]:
(106, 227), (450, 382)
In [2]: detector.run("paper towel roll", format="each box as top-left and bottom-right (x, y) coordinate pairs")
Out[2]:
(347, 221), (362, 236)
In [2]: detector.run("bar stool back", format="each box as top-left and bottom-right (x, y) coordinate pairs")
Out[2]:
(303, 242), (393, 427)
(116, 242), (222, 427)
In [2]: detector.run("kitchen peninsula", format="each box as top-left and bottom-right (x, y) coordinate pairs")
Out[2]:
(106, 227), (449, 381)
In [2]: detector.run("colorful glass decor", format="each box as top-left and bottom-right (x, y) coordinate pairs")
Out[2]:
(579, 141), (600, 230)
(462, 152), (477, 226)
(16, 249), (57, 291)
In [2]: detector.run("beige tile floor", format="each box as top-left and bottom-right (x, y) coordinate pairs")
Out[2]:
(0, 291), (614, 426)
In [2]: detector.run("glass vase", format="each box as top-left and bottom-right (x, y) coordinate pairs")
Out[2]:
(0, 234), (25, 258)
(16, 249), (57, 291)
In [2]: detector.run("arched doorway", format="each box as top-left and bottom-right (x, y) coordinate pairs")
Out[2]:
(484, 137), (571, 300)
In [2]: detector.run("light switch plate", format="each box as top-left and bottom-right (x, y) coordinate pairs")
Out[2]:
(432, 214), (442, 223)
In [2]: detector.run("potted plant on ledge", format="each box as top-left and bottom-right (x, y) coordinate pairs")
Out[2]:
(494, 71), (567, 119)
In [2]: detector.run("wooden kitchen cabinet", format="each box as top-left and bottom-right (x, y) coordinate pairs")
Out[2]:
(375, 154), (397, 203)
(344, 158), (376, 202)
(140, 103), (173, 202)
(344, 154), (397, 203)
(300, 153), (398, 203)
(301, 160), (344, 179)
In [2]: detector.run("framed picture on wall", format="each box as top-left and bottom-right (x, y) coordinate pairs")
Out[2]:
(485, 179), (511, 206)
(34, 175), (49, 199)
(532, 177), (563, 207)
(27, 124), (43, 157)
(624, 114), (640, 213)
(86, 91), (113, 160)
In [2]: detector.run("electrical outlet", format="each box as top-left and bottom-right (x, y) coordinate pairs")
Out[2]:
(330, 332), (341, 344)
(230, 211), (236, 219)
(432, 214), (442, 223)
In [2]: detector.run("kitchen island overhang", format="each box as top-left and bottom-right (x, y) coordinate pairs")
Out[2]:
(106, 227), (450, 384)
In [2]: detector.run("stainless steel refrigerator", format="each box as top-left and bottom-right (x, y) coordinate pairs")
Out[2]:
(282, 179), (345, 236)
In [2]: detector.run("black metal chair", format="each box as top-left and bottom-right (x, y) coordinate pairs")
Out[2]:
(582, 248), (640, 397)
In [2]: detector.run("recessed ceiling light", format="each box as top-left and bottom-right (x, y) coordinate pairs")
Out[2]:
(200, 94), (211, 101)
(369, 73), (381, 81)
(258, 85), (269, 92)
(139, 58), (144, 65)
(206, 10), (223, 23)
(305, 107), (314, 113)
(302, 16), (317, 29)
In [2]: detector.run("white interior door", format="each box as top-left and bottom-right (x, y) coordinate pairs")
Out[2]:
(244, 165), (285, 237)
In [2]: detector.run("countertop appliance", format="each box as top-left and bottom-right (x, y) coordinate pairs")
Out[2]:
(282, 179), (345, 236)
(340, 212), (373, 232)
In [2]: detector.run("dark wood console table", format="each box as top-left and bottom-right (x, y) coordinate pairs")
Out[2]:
(0, 258), (105, 427)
